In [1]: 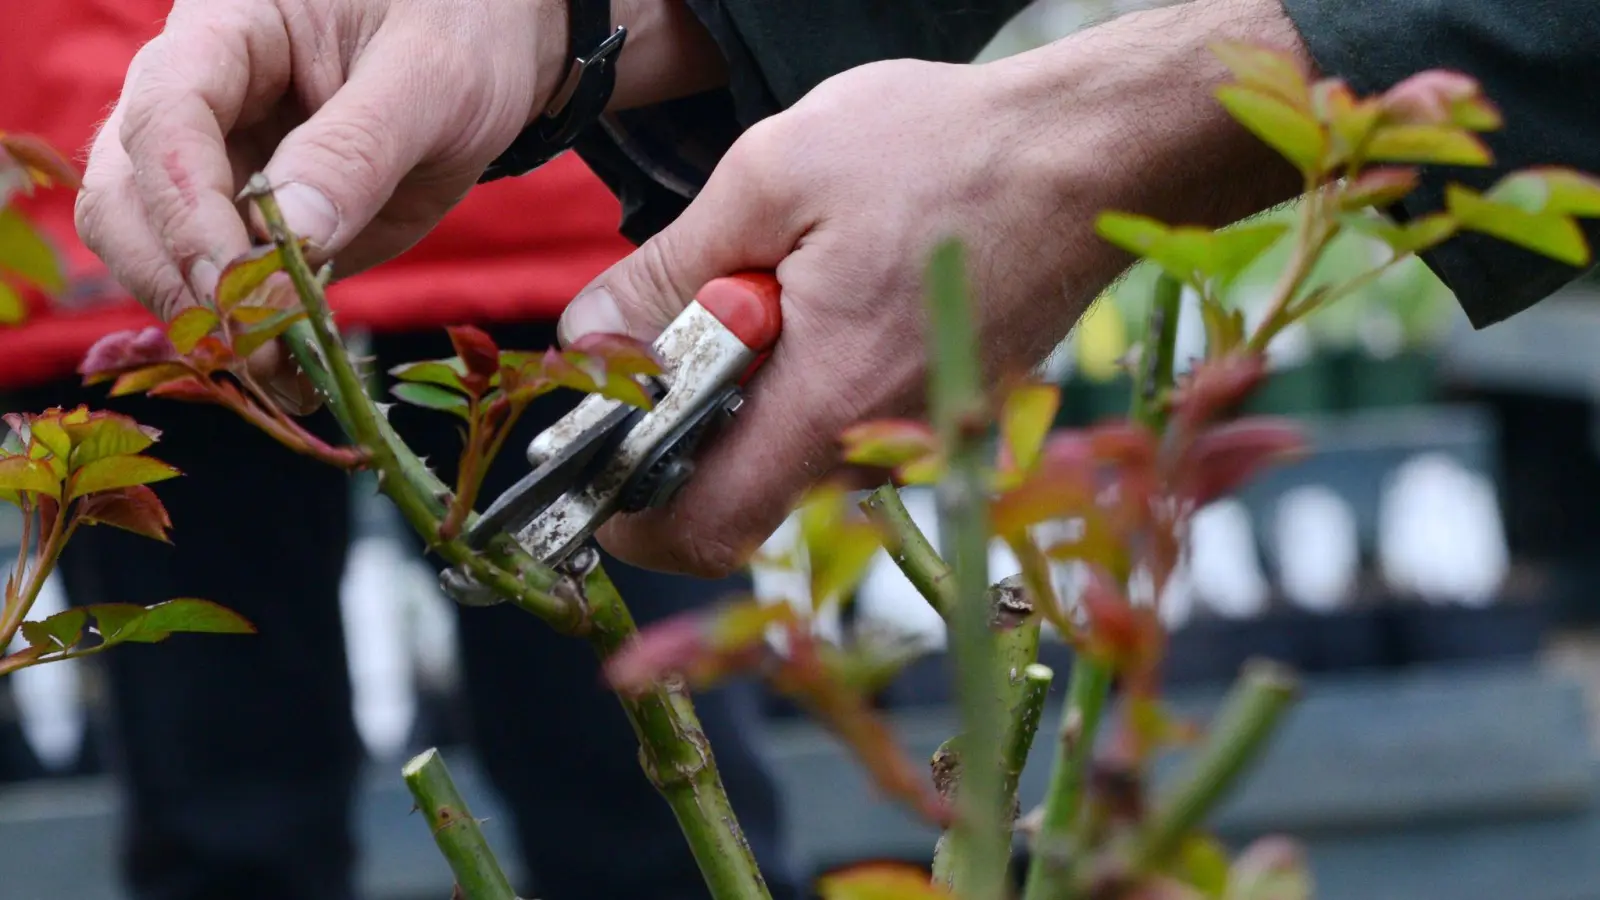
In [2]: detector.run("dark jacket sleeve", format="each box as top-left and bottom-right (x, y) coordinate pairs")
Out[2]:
(1280, 0), (1600, 327)
(571, 0), (1032, 245)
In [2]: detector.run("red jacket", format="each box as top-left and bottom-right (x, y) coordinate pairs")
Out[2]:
(1, 0), (634, 391)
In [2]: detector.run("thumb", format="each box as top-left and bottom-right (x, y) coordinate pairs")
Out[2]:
(559, 144), (799, 345)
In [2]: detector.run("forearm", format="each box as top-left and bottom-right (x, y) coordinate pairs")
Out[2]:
(981, 0), (1312, 300)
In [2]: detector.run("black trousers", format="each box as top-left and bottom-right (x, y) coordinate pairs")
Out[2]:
(9, 320), (797, 900)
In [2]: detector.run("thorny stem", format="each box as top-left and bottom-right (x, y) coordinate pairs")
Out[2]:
(1132, 660), (1299, 871)
(249, 176), (771, 900)
(402, 749), (519, 900)
(861, 484), (954, 618)
(926, 240), (1010, 900)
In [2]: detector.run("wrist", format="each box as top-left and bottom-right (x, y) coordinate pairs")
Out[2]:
(991, 0), (1314, 285)
(528, 0), (728, 127)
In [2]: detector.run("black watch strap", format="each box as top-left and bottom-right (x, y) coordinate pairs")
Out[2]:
(479, 0), (626, 183)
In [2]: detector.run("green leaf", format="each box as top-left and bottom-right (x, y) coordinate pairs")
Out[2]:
(389, 359), (469, 392)
(1447, 184), (1589, 266)
(232, 307), (308, 359)
(1174, 834), (1232, 897)
(838, 419), (942, 483)
(92, 599), (256, 644)
(0, 206), (65, 293)
(1487, 167), (1600, 217)
(1096, 211), (1172, 258)
(167, 307), (219, 354)
(798, 483), (885, 611)
(1215, 85), (1327, 174)
(67, 454), (181, 500)
(0, 454), (61, 499)
(391, 382), (471, 419)
(1000, 381), (1059, 478)
(22, 608), (88, 652)
(64, 411), (160, 469)
(108, 363), (194, 398)
(1209, 222), (1291, 282)
(0, 279), (25, 325)
(1364, 124), (1491, 166)
(215, 243), (294, 311)
(1341, 211), (1458, 255)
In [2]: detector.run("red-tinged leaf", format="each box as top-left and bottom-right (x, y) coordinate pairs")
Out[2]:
(67, 454), (181, 500)
(1043, 513), (1125, 571)
(0, 280), (25, 325)
(839, 419), (941, 478)
(88, 599), (256, 645)
(543, 347), (656, 410)
(25, 406), (82, 460)
(22, 608), (88, 652)
(0, 450), (60, 499)
(1447, 183), (1590, 267)
(990, 434), (1098, 536)
(107, 363), (194, 398)
(166, 307), (219, 354)
(390, 359), (470, 392)
(0, 206), (65, 294)
(604, 599), (790, 694)
(62, 411), (160, 469)
(215, 243), (301, 311)
(1177, 418), (1306, 505)
(561, 332), (666, 377)
(1215, 85), (1328, 174)
(447, 324), (501, 385)
(187, 335), (236, 374)
(499, 363), (554, 405)
(1000, 381), (1060, 479)
(75, 485), (173, 542)
(79, 327), (179, 384)
(1339, 167), (1420, 211)
(1171, 354), (1268, 430)
(232, 307), (308, 359)
(1081, 570), (1164, 672)
(1208, 41), (1311, 109)
(1313, 79), (1382, 159)
(775, 630), (950, 827)
(1225, 836), (1313, 900)
(1380, 70), (1500, 131)
(1487, 167), (1600, 218)
(147, 376), (223, 404)
(816, 862), (952, 900)
(1364, 124), (1491, 167)
(391, 382), (471, 420)
(0, 133), (81, 190)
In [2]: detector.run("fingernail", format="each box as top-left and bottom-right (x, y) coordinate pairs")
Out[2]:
(188, 259), (220, 305)
(274, 182), (339, 248)
(558, 287), (627, 346)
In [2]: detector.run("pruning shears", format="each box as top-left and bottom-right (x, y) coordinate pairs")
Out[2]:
(442, 271), (782, 601)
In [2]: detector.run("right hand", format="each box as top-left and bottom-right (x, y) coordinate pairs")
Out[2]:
(74, 0), (570, 409)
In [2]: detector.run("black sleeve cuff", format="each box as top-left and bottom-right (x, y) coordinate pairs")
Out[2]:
(1279, 0), (1600, 328)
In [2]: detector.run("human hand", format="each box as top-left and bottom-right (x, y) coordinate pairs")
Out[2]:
(558, 0), (1313, 577)
(74, 0), (723, 411)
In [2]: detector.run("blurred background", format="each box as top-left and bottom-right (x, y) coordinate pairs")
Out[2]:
(7, 2), (1600, 898)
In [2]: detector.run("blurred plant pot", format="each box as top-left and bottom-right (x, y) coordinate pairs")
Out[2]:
(1241, 359), (1338, 416)
(1161, 610), (1311, 688)
(1059, 374), (1133, 428)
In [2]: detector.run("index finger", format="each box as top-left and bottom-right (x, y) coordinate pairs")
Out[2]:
(116, 2), (295, 304)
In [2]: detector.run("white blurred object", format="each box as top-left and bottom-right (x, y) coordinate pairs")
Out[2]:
(1189, 499), (1270, 619)
(11, 573), (85, 771)
(340, 536), (422, 761)
(1377, 453), (1508, 607)
(854, 490), (948, 648)
(1159, 558), (1196, 630)
(1273, 485), (1360, 613)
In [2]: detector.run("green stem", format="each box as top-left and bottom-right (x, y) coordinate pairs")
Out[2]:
(861, 483), (954, 618)
(1132, 659), (1299, 871)
(1002, 663), (1054, 821)
(1018, 655), (1113, 900)
(250, 177), (769, 900)
(402, 748), (519, 900)
(1021, 271), (1183, 900)
(926, 240), (1009, 900)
